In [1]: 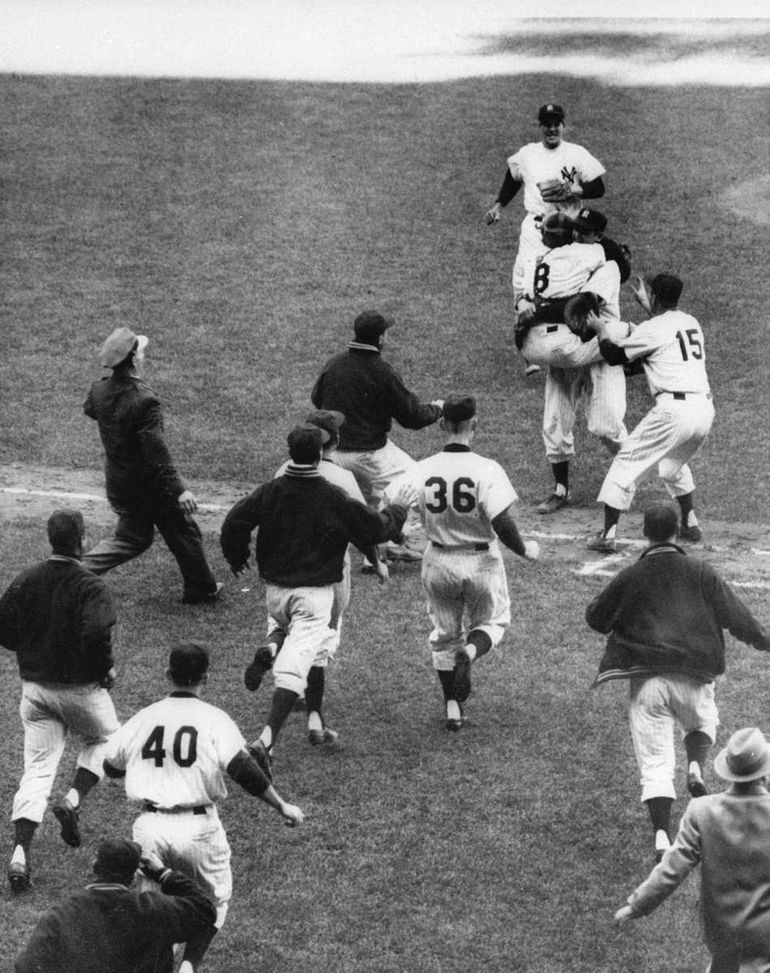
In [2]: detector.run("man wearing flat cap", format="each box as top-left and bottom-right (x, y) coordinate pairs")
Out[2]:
(485, 103), (606, 374)
(14, 837), (216, 973)
(311, 309), (444, 565)
(0, 509), (119, 893)
(586, 272), (715, 552)
(82, 327), (222, 604)
(221, 424), (408, 760)
(391, 395), (540, 731)
(587, 502), (770, 864)
(615, 726), (770, 972)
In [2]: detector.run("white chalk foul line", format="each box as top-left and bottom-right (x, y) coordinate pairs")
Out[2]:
(0, 485), (230, 513)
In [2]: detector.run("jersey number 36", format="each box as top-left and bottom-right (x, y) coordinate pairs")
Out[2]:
(425, 476), (476, 514)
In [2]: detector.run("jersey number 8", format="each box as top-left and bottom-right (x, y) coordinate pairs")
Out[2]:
(141, 725), (199, 768)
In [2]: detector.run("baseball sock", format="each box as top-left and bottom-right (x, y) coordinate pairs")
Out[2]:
(676, 492), (698, 527)
(466, 629), (492, 660)
(551, 462), (569, 496)
(684, 730), (711, 767)
(602, 505), (621, 539)
(67, 767), (100, 807)
(305, 666), (325, 729)
(266, 628), (287, 657)
(644, 797), (673, 838)
(263, 688), (300, 747)
(12, 819), (37, 858)
(437, 670), (455, 702)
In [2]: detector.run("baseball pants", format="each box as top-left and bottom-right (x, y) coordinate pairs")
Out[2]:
(265, 584), (335, 695)
(597, 393), (715, 510)
(82, 499), (217, 600)
(628, 674), (718, 802)
(134, 804), (231, 927)
(12, 681), (120, 823)
(335, 440), (423, 541)
(421, 544), (510, 671)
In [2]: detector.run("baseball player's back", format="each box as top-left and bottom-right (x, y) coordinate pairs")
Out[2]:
(620, 309), (710, 396)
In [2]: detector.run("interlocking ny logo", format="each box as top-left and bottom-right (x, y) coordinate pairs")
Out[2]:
(561, 165), (578, 182)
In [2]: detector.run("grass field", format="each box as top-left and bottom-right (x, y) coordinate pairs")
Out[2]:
(1, 65), (769, 972)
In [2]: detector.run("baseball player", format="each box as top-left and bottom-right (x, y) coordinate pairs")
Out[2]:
(391, 395), (540, 731)
(220, 424), (407, 762)
(515, 212), (630, 515)
(245, 409), (378, 746)
(586, 504), (770, 862)
(0, 509), (120, 893)
(485, 102), (606, 375)
(311, 309), (443, 564)
(586, 272), (714, 552)
(103, 642), (305, 973)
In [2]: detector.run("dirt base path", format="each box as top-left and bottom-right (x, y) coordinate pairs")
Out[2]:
(1, 462), (768, 590)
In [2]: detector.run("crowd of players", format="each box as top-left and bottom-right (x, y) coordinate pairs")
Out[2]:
(2, 101), (770, 972)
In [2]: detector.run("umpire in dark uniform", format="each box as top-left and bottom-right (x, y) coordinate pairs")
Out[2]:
(14, 838), (216, 973)
(82, 327), (221, 604)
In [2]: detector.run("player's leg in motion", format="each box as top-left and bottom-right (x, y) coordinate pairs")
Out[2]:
(668, 676), (718, 798)
(628, 676), (677, 862)
(537, 367), (583, 513)
(244, 618), (287, 692)
(657, 397), (715, 542)
(585, 362), (627, 455)
(307, 561), (350, 746)
(422, 550), (469, 730)
(453, 551), (511, 708)
(251, 586), (335, 755)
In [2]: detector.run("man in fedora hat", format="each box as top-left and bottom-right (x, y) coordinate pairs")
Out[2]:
(14, 837), (215, 973)
(615, 726), (770, 972)
(82, 327), (222, 604)
(586, 503), (769, 863)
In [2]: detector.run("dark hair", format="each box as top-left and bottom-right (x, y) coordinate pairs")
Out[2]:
(47, 509), (85, 554)
(643, 504), (679, 543)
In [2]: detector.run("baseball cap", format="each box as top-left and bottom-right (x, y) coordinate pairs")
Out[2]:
(714, 727), (770, 782)
(648, 273), (683, 306)
(287, 423), (323, 465)
(93, 838), (142, 880)
(47, 508), (85, 552)
(305, 409), (345, 444)
(168, 642), (210, 686)
(442, 395), (477, 424)
(538, 103), (565, 124)
(572, 208), (607, 234)
(642, 504), (679, 543)
(541, 212), (574, 245)
(353, 311), (393, 345)
(99, 327), (149, 368)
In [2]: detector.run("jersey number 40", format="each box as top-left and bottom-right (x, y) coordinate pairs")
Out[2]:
(425, 476), (476, 514)
(141, 725), (199, 767)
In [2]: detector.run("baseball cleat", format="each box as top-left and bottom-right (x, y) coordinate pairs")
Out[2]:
(536, 492), (569, 515)
(247, 740), (273, 784)
(8, 861), (32, 894)
(452, 650), (472, 703)
(308, 726), (339, 746)
(52, 798), (81, 848)
(678, 523), (703, 543)
(244, 646), (274, 692)
(585, 532), (617, 554)
(524, 363), (542, 376)
(687, 765), (708, 798)
(182, 581), (224, 605)
(654, 829), (671, 864)
(384, 543), (423, 563)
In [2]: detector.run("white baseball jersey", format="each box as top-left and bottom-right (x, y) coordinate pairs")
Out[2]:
(104, 695), (245, 808)
(522, 242), (606, 302)
(507, 140), (606, 217)
(404, 447), (517, 547)
(618, 310), (711, 397)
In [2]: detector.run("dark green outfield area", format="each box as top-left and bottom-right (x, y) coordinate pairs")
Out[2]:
(1, 73), (767, 521)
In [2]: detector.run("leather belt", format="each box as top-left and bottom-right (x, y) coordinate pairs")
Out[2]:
(656, 391), (711, 401)
(546, 325), (558, 334)
(143, 803), (209, 815)
(432, 542), (489, 552)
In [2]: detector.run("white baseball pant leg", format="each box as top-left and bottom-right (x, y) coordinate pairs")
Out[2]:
(598, 395), (715, 510)
(542, 366), (590, 464)
(134, 806), (232, 927)
(585, 362), (628, 447)
(512, 213), (548, 294)
(523, 324), (604, 369)
(628, 675), (718, 802)
(12, 681), (120, 823)
(314, 552), (351, 666)
(582, 261), (621, 319)
(265, 584), (335, 695)
(421, 546), (510, 671)
(336, 440), (422, 541)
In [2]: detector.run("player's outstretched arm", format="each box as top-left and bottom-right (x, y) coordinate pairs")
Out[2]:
(485, 170), (521, 223)
(614, 904), (639, 928)
(227, 750), (305, 826)
(491, 506), (540, 560)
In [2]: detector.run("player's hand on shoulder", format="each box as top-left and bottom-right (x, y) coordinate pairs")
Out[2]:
(178, 489), (198, 514)
(281, 802), (305, 827)
(523, 540), (540, 561)
(515, 298), (536, 323)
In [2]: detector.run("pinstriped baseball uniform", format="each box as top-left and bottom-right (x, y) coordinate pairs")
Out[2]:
(104, 694), (245, 926)
(597, 309), (714, 510)
(508, 141), (605, 293)
(400, 445), (517, 670)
